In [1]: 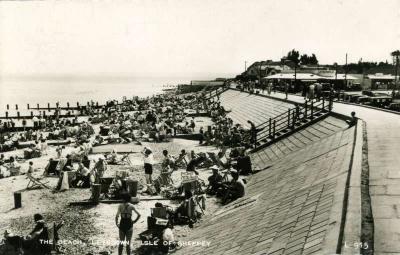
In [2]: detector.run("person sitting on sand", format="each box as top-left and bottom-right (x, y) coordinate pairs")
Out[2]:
(161, 149), (175, 172)
(186, 153), (206, 176)
(62, 154), (73, 171)
(173, 190), (205, 227)
(55, 146), (63, 159)
(0, 154), (5, 166)
(216, 151), (229, 169)
(175, 149), (188, 168)
(24, 213), (51, 255)
(222, 169), (246, 204)
(8, 156), (20, 171)
(71, 161), (91, 188)
(207, 165), (223, 195)
(160, 221), (177, 253)
(109, 148), (119, 164)
(236, 150), (253, 175)
(115, 193), (141, 255)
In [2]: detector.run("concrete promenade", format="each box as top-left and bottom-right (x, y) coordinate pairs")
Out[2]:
(255, 89), (400, 254)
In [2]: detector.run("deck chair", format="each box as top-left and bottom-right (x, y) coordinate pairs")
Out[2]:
(47, 221), (64, 253)
(44, 160), (59, 176)
(27, 173), (51, 190)
(153, 172), (174, 193)
(207, 152), (223, 167)
(99, 177), (114, 198)
(151, 207), (168, 219)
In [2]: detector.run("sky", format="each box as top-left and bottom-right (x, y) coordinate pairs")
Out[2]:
(0, 0), (399, 78)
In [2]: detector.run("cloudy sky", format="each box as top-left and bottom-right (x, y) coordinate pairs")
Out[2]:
(0, 0), (399, 78)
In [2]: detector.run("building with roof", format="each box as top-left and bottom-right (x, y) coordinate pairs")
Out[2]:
(263, 71), (360, 93)
(364, 73), (399, 90)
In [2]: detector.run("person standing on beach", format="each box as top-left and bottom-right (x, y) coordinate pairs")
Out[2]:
(116, 193), (141, 255)
(94, 157), (107, 183)
(142, 147), (154, 185)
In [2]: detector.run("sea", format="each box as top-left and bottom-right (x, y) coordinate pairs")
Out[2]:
(0, 76), (195, 115)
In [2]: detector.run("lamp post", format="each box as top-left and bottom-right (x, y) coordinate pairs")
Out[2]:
(344, 53), (348, 91)
(391, 50), (400, 97)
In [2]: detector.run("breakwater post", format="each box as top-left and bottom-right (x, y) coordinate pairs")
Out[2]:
(14, 192), (22, 209)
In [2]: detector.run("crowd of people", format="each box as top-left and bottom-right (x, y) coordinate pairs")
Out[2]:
(0, 86), (261, 255)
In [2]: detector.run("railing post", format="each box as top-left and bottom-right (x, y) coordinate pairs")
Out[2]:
(269, 118), (272, 138)
(322, 97), (325, 111)
(304, 101), (308, 119)
(287, 109), (291, 127)
(311, 100), (314, 119)
(273, 120), (276, 139)
(291, 111), (295, 129)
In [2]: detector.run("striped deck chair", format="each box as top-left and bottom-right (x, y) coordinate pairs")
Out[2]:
(27, 172), (51, 190)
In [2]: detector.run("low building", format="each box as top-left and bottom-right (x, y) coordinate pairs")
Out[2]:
(264, 71), (359, 92)
(364, 73), (399, 90)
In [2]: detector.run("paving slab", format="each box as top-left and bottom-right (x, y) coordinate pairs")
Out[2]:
(175, 121), (355, 255)
(257, 89), (400, 254)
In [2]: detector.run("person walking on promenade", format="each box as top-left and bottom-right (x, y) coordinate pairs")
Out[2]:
(346, 111), (357, 127)
(267, 82), (272, 95)
(116, 193), (141, 255)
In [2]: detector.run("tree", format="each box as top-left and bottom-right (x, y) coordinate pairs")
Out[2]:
(287, 49), (300, 65)
(309, 54), (318, 65)
(300, 54), (309, 65)
(289, 50), (318, 65)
